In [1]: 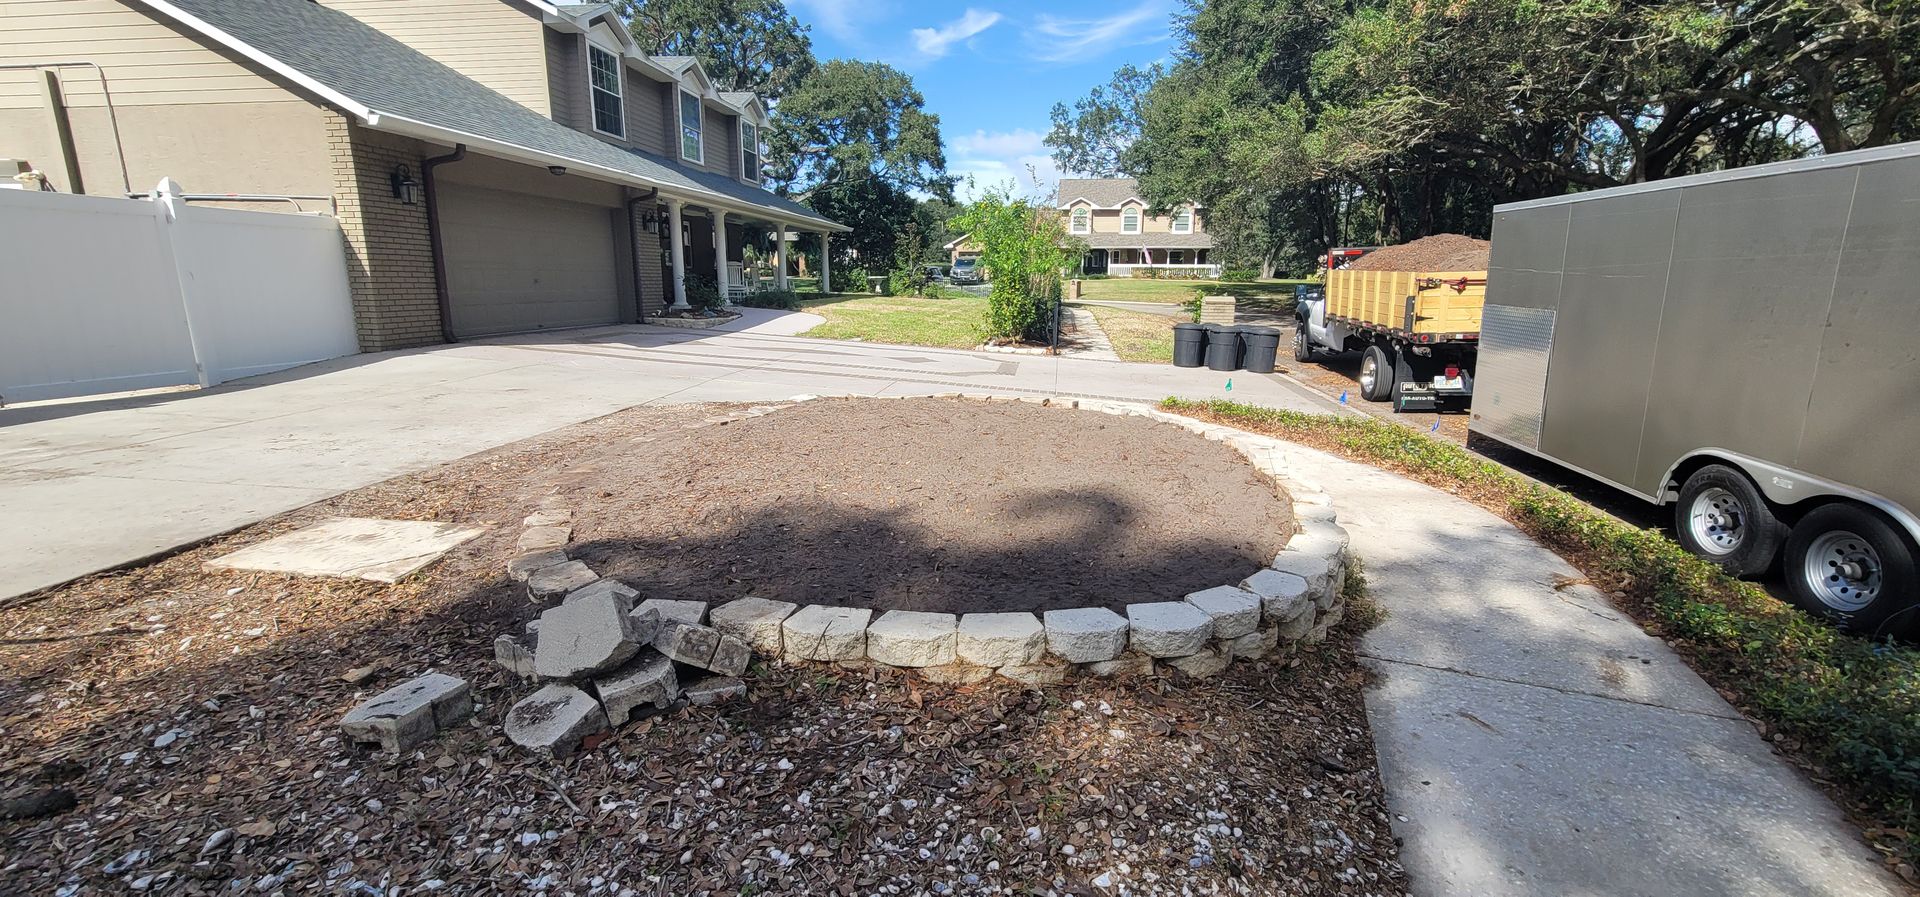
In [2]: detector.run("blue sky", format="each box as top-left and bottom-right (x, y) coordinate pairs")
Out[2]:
(783, 0), (1179, 200)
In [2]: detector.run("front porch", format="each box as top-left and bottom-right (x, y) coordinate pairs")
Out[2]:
(657, 199), (836, 313)
(1080, 247), (1219, 278)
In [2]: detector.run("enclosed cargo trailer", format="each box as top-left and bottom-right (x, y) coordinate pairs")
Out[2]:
(1471, 142), (1920, 636)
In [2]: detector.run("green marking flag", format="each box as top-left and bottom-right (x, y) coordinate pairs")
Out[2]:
(1224, 378), (1233, 391)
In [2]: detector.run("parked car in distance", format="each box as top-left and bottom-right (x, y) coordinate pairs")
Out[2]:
(950, 258), (982, 284)
(921, 265), (949, 283)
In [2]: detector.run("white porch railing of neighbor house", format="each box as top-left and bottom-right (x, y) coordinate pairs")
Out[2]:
(0, 178), (359, 404)
(1108, 262), (1222, 278)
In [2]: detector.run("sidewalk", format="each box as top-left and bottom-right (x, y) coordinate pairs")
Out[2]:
(1266, 438), (1902, 896)
(0, 313), (1333, 600)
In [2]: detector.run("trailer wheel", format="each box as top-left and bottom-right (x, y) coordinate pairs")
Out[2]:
(1292, 326), (1316, 362)
(1674, 465), (1786, 577)
(1783, 504), (1920, 637)
(1358, 345), (1395, 402)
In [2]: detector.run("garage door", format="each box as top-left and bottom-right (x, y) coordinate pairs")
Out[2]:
(438, 184), (620, 338)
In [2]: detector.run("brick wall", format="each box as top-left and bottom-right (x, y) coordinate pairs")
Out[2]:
(325, 111), (444, 351)
(631, 201), (668, 319)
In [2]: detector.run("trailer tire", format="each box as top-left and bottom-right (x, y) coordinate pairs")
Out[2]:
(1783, 504), (1920, 638)
(1358, 345), (1395, 402)
(1673, 465), (1786, 577)
(1292, 326), (1316, 362)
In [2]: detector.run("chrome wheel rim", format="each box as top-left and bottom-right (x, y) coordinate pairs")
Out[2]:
(1686, 487), (1746, 556)
(1801, 530), (1882, 612)
(1359, 354), (1379, 394)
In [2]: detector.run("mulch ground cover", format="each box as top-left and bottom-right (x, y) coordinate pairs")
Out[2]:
(0, 399), (1398, 896)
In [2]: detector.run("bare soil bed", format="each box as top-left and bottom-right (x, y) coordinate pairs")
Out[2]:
(0, 400), (1398, 895)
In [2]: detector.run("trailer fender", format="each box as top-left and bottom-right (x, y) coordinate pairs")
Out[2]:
(1661, 449), (1920, 548)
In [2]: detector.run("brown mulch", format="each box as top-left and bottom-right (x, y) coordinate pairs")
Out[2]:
(1348, 234), (1490, 272)
(0, 399), (1400, 896)
(569, 397), (1292, 613)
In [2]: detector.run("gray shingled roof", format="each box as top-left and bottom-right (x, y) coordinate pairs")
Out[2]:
(1079, 232), (1215, 250)
(1055, 178), (1144, 208)
(148, 0), (839, 229)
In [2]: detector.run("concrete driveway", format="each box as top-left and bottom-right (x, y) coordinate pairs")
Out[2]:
(0, 311), (1337, 600)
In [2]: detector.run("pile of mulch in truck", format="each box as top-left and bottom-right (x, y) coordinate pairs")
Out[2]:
(1349, 234), (1490, 272)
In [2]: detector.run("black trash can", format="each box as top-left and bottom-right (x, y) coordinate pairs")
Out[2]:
(1172, 323), (1206, 367)
(1204, 323), (1240, 372)
(1239, 325), (1282, 373)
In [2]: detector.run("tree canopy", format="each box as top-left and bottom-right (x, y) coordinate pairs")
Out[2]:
(1052, 0), (1920, 273)
(619, 0), (815, 99)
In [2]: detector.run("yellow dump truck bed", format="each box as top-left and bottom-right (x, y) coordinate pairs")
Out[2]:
(1325, 269), (1486, 339)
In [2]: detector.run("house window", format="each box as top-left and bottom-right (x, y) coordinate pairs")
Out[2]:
(1170, 250), (1187, 264)
(741, 121), (760, 181)
(1172, 208), (1192, 233)
(679, 90), (703, 163)
(1121, 206), (1140, 234)
(1070, 207), (1090, 234)
(587, 44), (624, 138)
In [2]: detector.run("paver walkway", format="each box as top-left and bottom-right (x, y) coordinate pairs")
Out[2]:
(1056, 305), (1121, 361)
(0, 312), (1331, 600)
(1265, 437), (1902, 896)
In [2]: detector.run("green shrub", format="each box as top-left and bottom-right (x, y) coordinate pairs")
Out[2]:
(1220, 267), (1258, 282)
(739, 288), (800, 310)
(1161, 397), (1920, 864)
(952, 189), (1080, 342)
(681, 273), (723, 311)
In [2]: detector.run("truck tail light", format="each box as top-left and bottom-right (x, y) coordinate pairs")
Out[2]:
(1445, 365), (1460, 378)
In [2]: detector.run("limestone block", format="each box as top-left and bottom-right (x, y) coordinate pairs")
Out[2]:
(1125, 602), (1213, 658)
(1083, 653), (1155, 678)
(504, 683), (606, 759)
(956, 613), (1045, 667)
(684, 676), (748, 706)
(595, 652), (677, 726)
(781, 605), (872, 662)
(635, 598), (708, 626)
(339, 673), (472, 753)
(507, 549), (569, 582)
(1165, 646), (1231, 678)
(916, 663), (996, 685)
(866, 611), (958, 668)
(652, 621), (721, 667)
(494, 634), (536, 679)
(1041, 607), (1128, 663)
(534, 591), (643, 679)
(526, 561), (598, 601)
(997, 659), (1069, 687)
(517, 525), (571, 552)
(709, 597), (798, 656)
(1183, 586), (1261, 639)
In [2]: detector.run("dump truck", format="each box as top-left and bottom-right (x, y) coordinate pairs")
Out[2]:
(1471, 142), (1920, 636)
(1293, 253), (1487, 412)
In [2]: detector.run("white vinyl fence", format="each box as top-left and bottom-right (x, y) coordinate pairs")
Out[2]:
(0, 179), (359, 404)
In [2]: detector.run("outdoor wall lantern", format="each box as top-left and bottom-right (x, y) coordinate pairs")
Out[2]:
(640, 210), (661, 234)
(389, 164), (420, 205)
(548, 165), (567, 176)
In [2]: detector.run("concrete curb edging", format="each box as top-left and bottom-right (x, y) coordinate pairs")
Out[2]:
(495, 393), (1350, 697)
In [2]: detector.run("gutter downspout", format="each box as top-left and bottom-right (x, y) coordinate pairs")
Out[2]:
(421, 143), (467, 344)
(626, 187), (659, 323)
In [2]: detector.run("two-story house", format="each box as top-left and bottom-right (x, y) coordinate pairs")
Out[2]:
(1056, 178), (1213, 277)
(0, 0), (847, 350)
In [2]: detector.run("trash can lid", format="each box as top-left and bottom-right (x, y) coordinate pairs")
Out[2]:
(1202, 322), (1232, 333)
(1173, 322), (1205, 331)
(1241, 325), (1281, 336)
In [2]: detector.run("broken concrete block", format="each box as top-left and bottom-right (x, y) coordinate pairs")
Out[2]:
(706, 633), (752, 677)
(684, 676), (748, 706)
(653, 620), (720, 667)
(625, 605), (662, 647)
(709, 597), (798, 656)
(1126, 602), (1213, 658)
(564, 578), (636, 608)
(1041, 607), (1128, 663)
(1227, 627), (1280, 660)
(1084, 653), (1156, 678)
(780, 605), (872, 662)
(523, 509), (572, 528)
(533, 590), (643, 679)
(524, 618), (542, 648)
(526, 561), (598, 601)
(595, 652), (677, 726)
(517, 525), (571, 553)
(956, 612), (1044, 667)
(1165, 646), (1231, 678)
(916, 662), (995, 685)
(504, 683), (607, 759)
(997, 659), (1069, 687)
(635, 598), (708, 626)
(865, 610), (957, 668)
(494, 634), (536, 679)
(507, 548), (569, 582)
(339, 673), (472, 753)
(1183, 586), (1261, 639)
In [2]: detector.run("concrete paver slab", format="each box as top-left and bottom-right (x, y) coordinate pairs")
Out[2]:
(207, 517), (485, 583)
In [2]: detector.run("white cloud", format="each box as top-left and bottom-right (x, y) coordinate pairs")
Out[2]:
(1027, 0), (1173, 64)
(951, 127), (1046, 158)
(911, 8), (1003, 60)
(948, 128), (1062, 202)
(790, 0), (866, 43)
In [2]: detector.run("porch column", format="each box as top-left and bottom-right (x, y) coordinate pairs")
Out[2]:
(775, 223), (789, 290)
(713, 209), (731, 306)
(667, 198), (688, 310)
(820, 232), (831, 295)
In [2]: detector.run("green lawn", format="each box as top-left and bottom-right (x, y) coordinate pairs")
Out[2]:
(797, 293), (988, 349)
(1077, 303), (1175, 363)
(1075, 278), (1310, 306)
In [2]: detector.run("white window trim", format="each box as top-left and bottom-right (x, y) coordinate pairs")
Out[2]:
(1172, 207), (1193, 234)
(678, 88), (704, 164)
(586, 40), (625, 140)
(740, 120), (760, 182)
(1070, 206), (1090, 234)
(1121, 204), (1141, 234)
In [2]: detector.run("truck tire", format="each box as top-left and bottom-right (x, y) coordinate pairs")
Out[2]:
(1782, 503), (1920, 637)
(1292, 325), (1316, 362)
(1673, 465), (1786, 577)
(1358, 345), (1395, 402)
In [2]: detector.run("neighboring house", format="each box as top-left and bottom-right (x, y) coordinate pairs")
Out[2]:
(0, 0), (847, 351)
(1056, 178), (1213, 276)
(943, 235), (981, 266)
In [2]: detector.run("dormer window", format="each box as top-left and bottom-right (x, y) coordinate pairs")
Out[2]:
(1070, 207), (1090, 234)
(1172, 208), (1193, 233)
(587, 44), (624, 138)
(679, 90), (703, 163)
(1121, 205), (1141, 234)
(741, 121), (760, 181)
